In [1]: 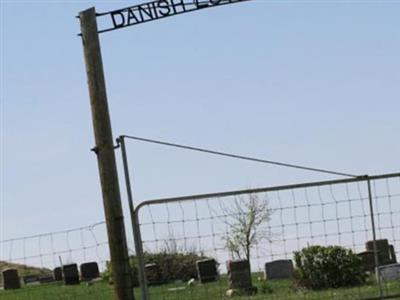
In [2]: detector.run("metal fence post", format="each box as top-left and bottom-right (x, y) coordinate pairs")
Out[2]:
(366, 176), (384, 298)
(133, 210), (149, 300)
(119, 136), (149, 300)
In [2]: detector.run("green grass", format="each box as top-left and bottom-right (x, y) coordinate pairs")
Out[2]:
(1, 274), (399, 300)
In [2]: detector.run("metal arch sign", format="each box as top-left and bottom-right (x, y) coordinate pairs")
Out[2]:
(96, 0), (250, 33)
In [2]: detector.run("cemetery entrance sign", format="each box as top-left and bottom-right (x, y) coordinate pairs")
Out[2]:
(96, 0), (249, 33)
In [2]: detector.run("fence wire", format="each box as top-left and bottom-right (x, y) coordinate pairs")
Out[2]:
(134, 173), (400, 300)
(1, 174), (399, 300)
(0, 221), (117, 299)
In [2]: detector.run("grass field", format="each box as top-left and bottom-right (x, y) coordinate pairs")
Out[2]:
(1, 274), (399, 300)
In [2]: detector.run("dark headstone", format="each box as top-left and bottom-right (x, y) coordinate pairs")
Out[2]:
(39, 275), (55, 284)
(366, 239), (391, 266)
(226, 260), (255, 294)
(80, 262), (100, 281)
(63, 264), (80, 285)
(2, 269), (21, 290)
(196, 259), (218, 283)
(54, 267), (63, 281)
(358, 251), (376, 272)
(389, 245), (397, 264)
(23, 275), (39, 285)
(145, 263), (161, 285)
(264, 260), (294, 279)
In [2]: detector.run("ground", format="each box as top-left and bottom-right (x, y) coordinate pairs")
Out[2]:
(1, 274), (399, 300)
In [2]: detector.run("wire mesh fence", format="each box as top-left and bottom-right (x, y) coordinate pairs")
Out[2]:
(1, 222), (109, 270)
(0, 221), (116, 299)
(133, 173), (400, 300)
(1, 173), (399, 299)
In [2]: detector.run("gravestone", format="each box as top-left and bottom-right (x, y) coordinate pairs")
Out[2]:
(145, 263), (161, 285)
(39, 275), (55, 284)
(366, 239), (391, 266)
(63, 264), (80, 285)
(358, 251), (376, 272)
(389, 245), (397, 263)
(226, 260), (256, 295)
(379, 263), (400, 281)
(23, 275), (39, 285)
(196, 259), (218, 283)
(54, 267), (63, 281)
(2, 269), (21, 290)
(264, 260), (294, 279)
(80, 262), (100, 281)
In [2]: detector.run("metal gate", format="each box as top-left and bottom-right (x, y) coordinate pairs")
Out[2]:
(132, 173), (400, 300)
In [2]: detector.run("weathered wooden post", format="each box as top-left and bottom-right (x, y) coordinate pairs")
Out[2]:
(79, 7), (133, 300)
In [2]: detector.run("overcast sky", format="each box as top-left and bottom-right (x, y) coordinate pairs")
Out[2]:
(1, 0), (399, 244)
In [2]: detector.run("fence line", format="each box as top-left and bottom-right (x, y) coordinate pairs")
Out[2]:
(133, 173), (400, 300)
(0, 221), (111, 273)
(1, 173), (399, 299)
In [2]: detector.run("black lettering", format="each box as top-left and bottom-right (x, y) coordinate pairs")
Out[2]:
(157, 0), (171, 16)
(111, 11), (125, 28)
(151, 2), (159, 18)
(127, 8), (140, 25)
(138, 4), (155, 22)
(170, 0), (187, 13)
(108, 0), (245, 31)
(193, 0), (209, 9)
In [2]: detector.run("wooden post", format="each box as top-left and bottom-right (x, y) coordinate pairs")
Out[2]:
(79, 7), (134, 300)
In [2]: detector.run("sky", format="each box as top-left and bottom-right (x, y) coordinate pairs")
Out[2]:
(1, 0), (400, 247)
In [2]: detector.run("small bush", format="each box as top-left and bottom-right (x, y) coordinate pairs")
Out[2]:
(294, 245), (366, 289)
(103, 251), (213, 286)
(136, 252), (209, 283)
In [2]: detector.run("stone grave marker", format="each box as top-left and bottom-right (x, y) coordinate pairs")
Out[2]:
(196, 259), (218, 283)
(2, 269), (21, 290)
(80, 262), (100, 281)
(389, 245), (397, 263)
(366, 239), (391, 265)
(54, 267), (63, 281)
(357, 251), (376, 272)
(145, 263), (161, 285)
(63, 264), (80, 285)
(226, 260), (256, 295)
(379, 263), (400, 281)
(264, 260), (294, 279)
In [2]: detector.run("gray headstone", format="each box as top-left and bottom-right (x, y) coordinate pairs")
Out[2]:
(196, 259), (218, 283)
(264, 260), (294, 279)
(63, 264), (80, 285)
(226, 260), (255, 294)
(2, 269), (21, 290)
(54, 267), (63, 281)
(80, 262), (100, 281)
(379, 263), (400, 281)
